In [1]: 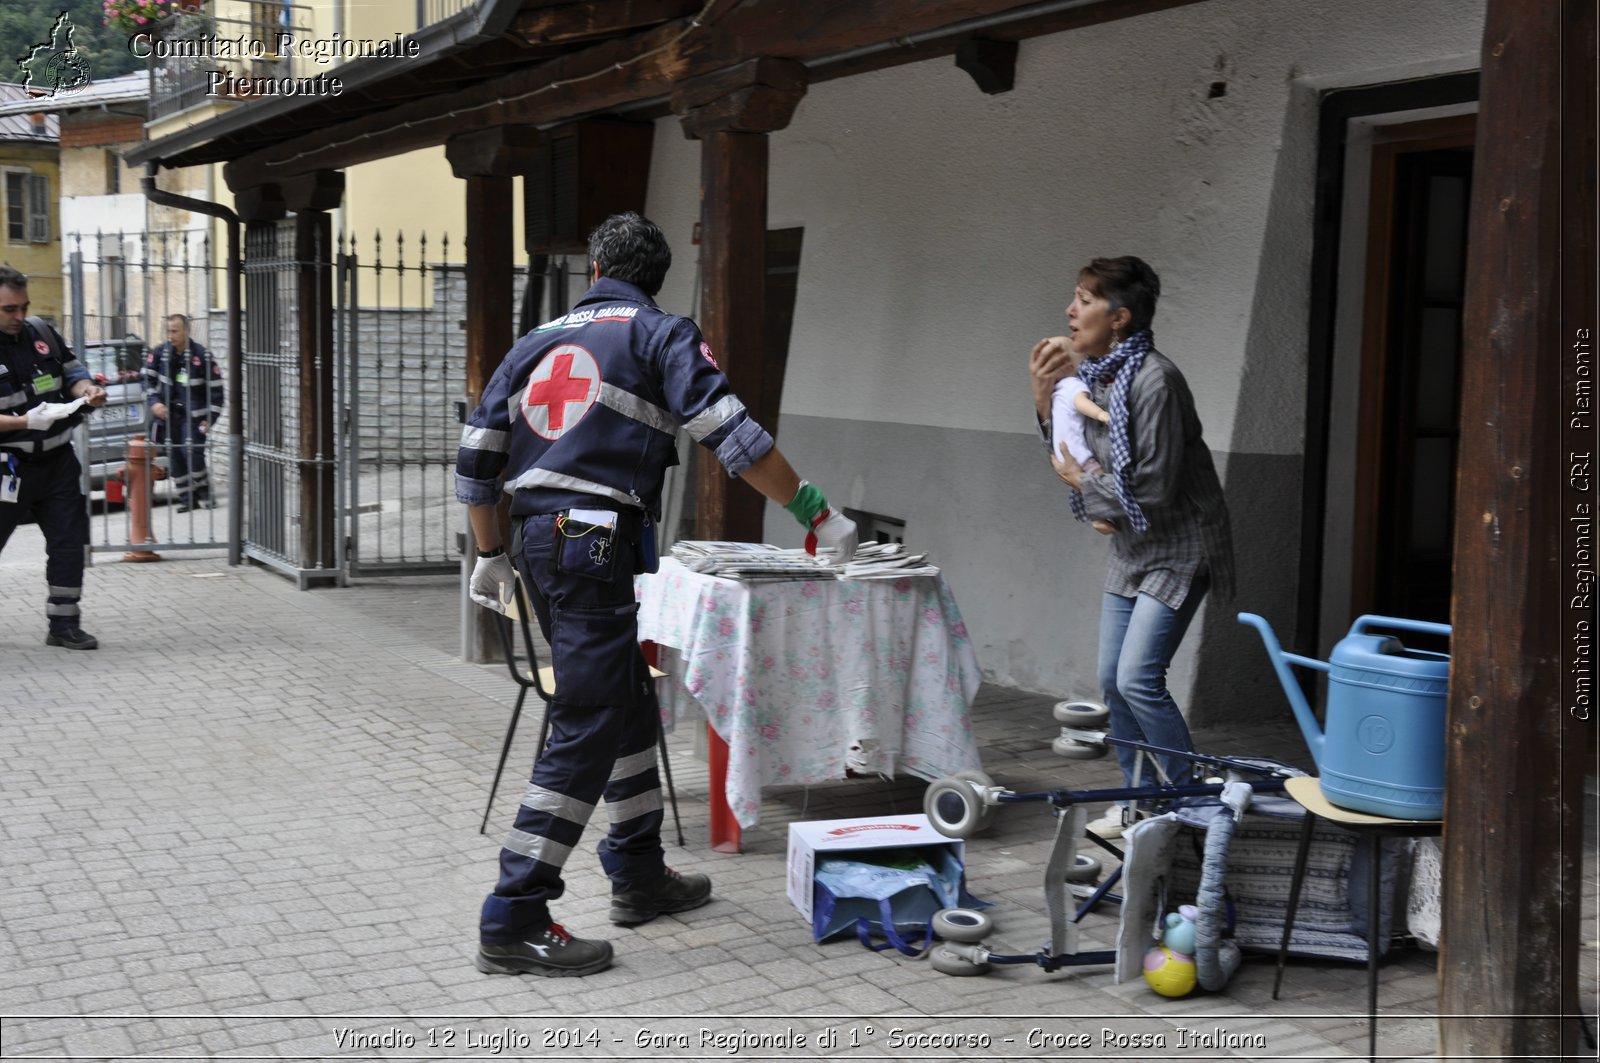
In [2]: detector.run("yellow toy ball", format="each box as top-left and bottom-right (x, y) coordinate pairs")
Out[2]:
(1141, 944), (1197, 998)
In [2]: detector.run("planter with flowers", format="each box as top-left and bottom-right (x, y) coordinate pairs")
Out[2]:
(103, 0), (207, 35)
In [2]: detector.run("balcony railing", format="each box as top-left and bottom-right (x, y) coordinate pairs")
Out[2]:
(147, 3), (314, 120)
(417, 0), (473, 30)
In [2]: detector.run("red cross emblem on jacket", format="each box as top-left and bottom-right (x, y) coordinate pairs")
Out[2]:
(521, 344), (601, 439)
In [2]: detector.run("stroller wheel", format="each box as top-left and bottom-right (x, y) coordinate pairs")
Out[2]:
(1053, 700), (1110, 727)
(930, 944), (991, 976)
(924, 775), (988, 838)
(1052, 733), (1107, 760)
(932, 907), (993, 943)
(1064, 852), (1103, 882)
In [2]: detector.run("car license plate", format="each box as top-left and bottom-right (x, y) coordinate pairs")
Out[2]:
(125, 405), (142, 423)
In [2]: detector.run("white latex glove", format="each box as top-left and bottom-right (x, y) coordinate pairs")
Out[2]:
(25, 397), (87, 431)
(469, 553), (516, 614)
(812, 509), (859, 564)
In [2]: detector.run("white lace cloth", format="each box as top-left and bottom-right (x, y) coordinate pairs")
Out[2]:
(637, 558), (984, 829)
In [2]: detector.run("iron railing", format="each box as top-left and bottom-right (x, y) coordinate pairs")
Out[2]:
(146, 3), (315, 120)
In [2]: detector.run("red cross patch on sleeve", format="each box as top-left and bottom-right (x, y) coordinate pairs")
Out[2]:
(699, 342), (720, 369)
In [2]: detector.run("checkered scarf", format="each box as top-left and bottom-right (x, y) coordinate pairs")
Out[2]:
(1069, 328), (1152, 533)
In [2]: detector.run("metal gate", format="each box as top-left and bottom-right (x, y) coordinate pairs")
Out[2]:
(62, 229), (229, 556)
(239, 218), (338, 586)
(335, 230), (480, 577)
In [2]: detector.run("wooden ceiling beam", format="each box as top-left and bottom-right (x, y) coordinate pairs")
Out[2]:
(508, 0), (703, 47)
(222, 0), (1203, 187)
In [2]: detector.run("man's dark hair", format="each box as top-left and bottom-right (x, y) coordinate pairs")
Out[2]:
(0, 265), (28, 291)
(1079, 256), (1161, 334)
(587, 212), (672, 296)
(167, 313), (190, 328)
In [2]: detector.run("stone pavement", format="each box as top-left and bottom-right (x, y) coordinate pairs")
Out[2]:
(1, 532), (1595, 1062)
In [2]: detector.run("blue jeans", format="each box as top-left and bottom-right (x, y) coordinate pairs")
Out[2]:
(1097, 568), (1211, 787)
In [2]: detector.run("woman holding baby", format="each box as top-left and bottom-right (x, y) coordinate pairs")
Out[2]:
(1028, 256), (1234, 838)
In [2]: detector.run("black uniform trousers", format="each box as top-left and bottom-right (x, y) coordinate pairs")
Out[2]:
(479, 510), (665, 944)
(0, 448), (89, 632)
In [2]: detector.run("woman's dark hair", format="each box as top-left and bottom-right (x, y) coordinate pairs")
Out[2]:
(1079, 256), (1161, 334)
(587, 212), (672, 296)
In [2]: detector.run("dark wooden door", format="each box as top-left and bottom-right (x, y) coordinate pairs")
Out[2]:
(1351, 118), (1475, 630)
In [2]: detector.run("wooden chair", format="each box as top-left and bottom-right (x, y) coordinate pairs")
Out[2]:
(479, 574), (684, 847)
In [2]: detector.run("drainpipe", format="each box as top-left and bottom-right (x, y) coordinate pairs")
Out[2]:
(141, 163), (243, 567)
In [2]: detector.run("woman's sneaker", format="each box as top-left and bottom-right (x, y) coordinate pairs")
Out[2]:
(1085, 805), (1128, 839)
(609, 867), (713, 925)
(475, 923), (613, 977)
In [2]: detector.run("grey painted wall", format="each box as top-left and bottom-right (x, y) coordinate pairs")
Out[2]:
(760, 414), (1300, 726)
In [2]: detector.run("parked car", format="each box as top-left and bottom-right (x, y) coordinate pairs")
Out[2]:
(75, 336), (161, 502)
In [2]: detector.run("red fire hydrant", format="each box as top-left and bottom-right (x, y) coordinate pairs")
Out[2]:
(119, 434), (164, 563)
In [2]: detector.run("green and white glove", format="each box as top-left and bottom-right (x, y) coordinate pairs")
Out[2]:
(785, 480), (858, 563)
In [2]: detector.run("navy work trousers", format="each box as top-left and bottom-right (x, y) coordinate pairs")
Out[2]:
(479, 511), (665, 944)
(0, 448), (88, 632)
(156, 414), (210, 504)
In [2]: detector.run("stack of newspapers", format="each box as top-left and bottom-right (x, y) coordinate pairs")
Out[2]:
(669, 540), (940, 582)
(670, 541), (834, 581)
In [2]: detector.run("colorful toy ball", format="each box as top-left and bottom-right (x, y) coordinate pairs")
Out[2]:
(1142, 944), (1197, 998)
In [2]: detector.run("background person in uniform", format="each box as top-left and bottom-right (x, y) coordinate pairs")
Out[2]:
(457, 212), (858, 978)
(1029, 256), (1234, 838)
(143, 313), (224, 511)
(0, 266), (108, 649)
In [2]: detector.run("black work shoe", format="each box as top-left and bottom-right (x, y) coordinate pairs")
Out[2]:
(474, 924), (612, 978)
(609, 867), (713, 926)
(45, 628), (98, 650)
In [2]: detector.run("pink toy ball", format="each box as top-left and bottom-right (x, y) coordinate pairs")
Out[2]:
(1142, 944), (1197, 998)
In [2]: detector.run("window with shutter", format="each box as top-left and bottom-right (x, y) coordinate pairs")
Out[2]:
(27, 173), (49, 243)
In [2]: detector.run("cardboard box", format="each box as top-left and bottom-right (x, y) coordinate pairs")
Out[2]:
(785, 813), (964, 925)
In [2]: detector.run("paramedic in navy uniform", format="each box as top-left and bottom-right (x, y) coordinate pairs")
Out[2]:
(456, 212), (859, 978)
(0, 266), (107, 650)
(143, 313), (224, 511)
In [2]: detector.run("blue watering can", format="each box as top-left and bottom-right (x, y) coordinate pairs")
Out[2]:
(1237, 612), (1451, 820)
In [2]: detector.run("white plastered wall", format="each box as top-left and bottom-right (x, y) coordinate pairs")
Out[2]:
(643, 0), (1485, 714)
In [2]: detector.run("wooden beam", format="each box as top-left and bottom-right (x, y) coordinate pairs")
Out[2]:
(460, 165), (519, 662)
(445, 125), (540, 182)
(674, 56), (808, 138)
(222, 0), (1197, 183)
(509, 0), (701, 46)
(1438, 0), (1587, 1056)
(953, 37), (1018, 95)
(694, 130), (770, 543)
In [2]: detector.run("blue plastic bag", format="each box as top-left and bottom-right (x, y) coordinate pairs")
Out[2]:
(811, 846), (987, 954)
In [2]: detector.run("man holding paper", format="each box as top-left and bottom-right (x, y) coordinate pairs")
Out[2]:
(455, 212), (857, 978)
(0, 266), (107, 650)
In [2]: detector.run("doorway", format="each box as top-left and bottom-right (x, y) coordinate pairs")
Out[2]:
(1351, 117), (1476, 627)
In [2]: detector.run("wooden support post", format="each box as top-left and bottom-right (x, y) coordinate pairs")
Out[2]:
(448, 128), (537, 662)
(283, 171), (343, 575)
(1439, 0), (1591, 1055)
(448, 128), (537, 399)
(674, 58), (807, 543)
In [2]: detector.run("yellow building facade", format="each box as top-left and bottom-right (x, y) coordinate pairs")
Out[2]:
(142, 0), (518, 307)
(0, 106), (63, 323)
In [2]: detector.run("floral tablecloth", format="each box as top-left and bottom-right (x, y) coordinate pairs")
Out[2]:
(636, 558), (984, 829)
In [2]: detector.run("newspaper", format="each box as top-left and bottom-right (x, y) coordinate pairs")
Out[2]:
(669, 540), (940, 581)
